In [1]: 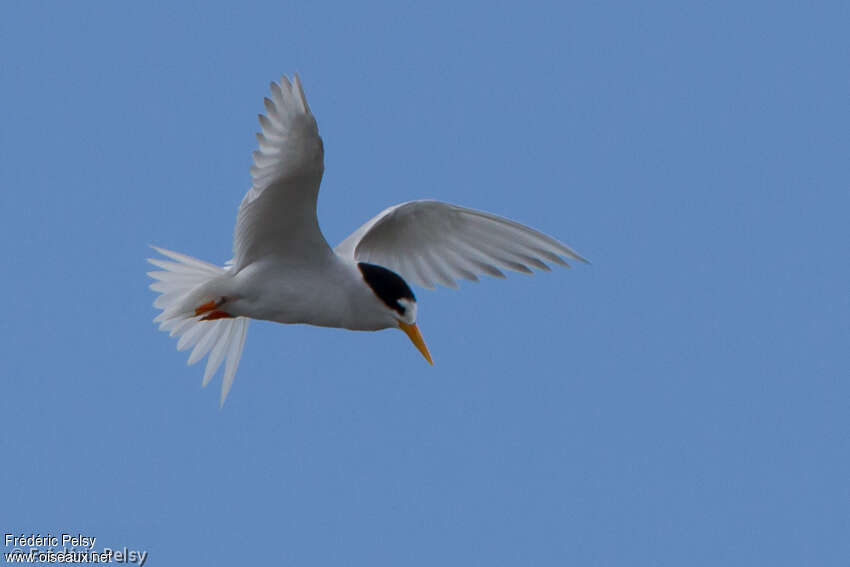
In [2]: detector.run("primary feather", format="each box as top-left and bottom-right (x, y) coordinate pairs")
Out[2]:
(336, 200), (588, 289)
(234, 74), (328, 271)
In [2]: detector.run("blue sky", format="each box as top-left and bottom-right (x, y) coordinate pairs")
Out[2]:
(1, 1), (847, 565)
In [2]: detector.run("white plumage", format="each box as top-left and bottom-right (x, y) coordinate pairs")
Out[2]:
(336, 201), (585, 289)
(148, 74), (586, 405)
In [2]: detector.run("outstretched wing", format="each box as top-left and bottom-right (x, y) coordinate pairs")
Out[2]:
(335, 200), (587, 289)
(232, 74), (331, 270)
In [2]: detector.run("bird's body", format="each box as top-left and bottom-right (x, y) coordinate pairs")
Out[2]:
(148, 74), (586, 404)
(217, 255), (396, 330)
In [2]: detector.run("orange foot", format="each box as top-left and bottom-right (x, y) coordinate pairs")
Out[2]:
(194, 298), (231, 320)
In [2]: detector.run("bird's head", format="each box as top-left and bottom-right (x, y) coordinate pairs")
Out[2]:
(358, 262), (433, 364)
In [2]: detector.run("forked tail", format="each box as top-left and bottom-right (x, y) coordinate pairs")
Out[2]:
(147, 246), (249, 406)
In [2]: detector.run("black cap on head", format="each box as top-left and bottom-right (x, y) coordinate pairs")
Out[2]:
(358, 262), (415, 315)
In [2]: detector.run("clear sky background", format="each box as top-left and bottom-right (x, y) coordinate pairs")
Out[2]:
(1, 2), (847, 565)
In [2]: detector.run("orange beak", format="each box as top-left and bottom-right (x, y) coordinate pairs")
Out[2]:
(398, 321), (433, 365)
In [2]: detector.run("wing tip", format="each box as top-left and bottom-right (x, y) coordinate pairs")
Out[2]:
(568, 252), (591, 265)
(292, 73), (311, 114)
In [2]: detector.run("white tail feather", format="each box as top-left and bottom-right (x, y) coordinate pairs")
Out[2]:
(147, 246), (249, 406)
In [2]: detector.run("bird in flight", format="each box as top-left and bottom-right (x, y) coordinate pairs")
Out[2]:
(148, 74), (586, 405)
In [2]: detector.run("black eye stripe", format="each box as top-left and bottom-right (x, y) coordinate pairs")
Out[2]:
(358, 263), (415, 315)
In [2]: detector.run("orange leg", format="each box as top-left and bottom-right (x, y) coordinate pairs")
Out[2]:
(195, 298), (230, 319)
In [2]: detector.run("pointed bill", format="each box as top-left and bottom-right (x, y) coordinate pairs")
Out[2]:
(399, 322), (433, 365)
